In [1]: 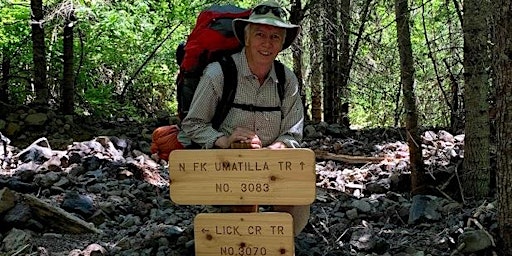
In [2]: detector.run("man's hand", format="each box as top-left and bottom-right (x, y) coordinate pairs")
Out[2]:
(214, 127), (262, 149)
(267, 141), (286, 149)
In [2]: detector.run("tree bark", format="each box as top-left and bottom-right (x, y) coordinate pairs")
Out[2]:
(290, 0), (307, 120)
(309, 4), (322, 122)
(336, 0), (350, 124)
(395, 0), (426, 195)
(1, 50), (10, 103)
(61, 14), (75, 115)
(494, 0), (512, 253)
(462, 0), (491, 198)
(322, 0), (337, 123)
(30, 0), (48, 104)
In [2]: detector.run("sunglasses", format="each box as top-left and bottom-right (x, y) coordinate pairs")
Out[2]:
(253, 5), (286, 18)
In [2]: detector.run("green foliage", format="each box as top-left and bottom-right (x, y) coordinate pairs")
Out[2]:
(0, 1), (30, 48)
(1, 0), (463, 128)
(337, 0), (462, 128)
(346, 1), (401, 127)
(80, 84), (139, 119)
(0, 1), (32, 104)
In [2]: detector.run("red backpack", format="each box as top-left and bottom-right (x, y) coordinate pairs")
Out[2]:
(176, 5), (252, 121)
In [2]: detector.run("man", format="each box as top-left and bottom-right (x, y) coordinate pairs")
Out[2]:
(180, 0), (309, 236)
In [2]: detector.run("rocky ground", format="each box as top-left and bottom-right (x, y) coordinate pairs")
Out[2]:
(0, 105), (501, 256)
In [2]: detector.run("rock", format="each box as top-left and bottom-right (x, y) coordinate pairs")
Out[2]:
(422, 131), (437, 144)
(25, 113), (48, 126)
(346, 208), (358, 220)
(16, 166), (38, 181)
(120, 214), (141, 228)
(5, 122), (21, 136)
(2, 228), (32, 252)
(408, 195), (441, 224)
(458, 229), (493, 253)
(350, 227), (375, 251)
(351, 199), (372, 213)
(0, 188), (16, 214)
(82, 243), (107, 256)
(88, 209), (110, 225)
(0, 179), (38, 193)
(34, 171), (61, 188)
(61, 191), (96, 218)
(396, 248), (425, 256)
(82, 156), (104, 172)
(366, 179), (390, 194)
(37, 247), (50, 256)
(304, 125), (321, 138)
(53, 176), (70, 188)
(438, 130), (454, 143)
(326, 124), (347, 137)
(440, 202), (462, 214)
(454, 134), (464, 142)
(3, 203), (32, 228)
(69, 249), (83, 256)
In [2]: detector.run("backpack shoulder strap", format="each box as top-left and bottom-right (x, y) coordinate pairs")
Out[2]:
(211, 55), (237, 130)
(274, 60), (285, 103)
(211, 58), (286, 130)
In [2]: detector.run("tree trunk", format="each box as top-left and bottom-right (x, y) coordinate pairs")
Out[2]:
(30, 0), (48, 104)
(395, 0), (426, 195)
(290, 0), (307, 120)
(322, 0), (337, 123)
(61, 15), (75, 115)
(494, 0), (512, 252)
(447, 0), (464, 133)
(337, 0), (350, 125)
(309, 4), (322, 122)
(462, 0), (491, 198)
(1, 50), (10, 103)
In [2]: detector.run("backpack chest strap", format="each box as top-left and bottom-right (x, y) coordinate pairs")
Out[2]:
(231, 103), (281, 112)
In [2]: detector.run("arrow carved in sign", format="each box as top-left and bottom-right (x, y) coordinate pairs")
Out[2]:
(300, 162), (305, 170)
(202, 228), (210, 233)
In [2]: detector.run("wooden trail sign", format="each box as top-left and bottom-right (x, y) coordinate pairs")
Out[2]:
(168, 149), (316, 205)
(194, 213), (294, 256)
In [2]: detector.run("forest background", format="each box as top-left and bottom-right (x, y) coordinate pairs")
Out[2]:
(1, 0), (466, 127)
(1, 0), (512, 254)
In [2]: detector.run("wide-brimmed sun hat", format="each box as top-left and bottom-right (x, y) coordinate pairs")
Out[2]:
(233, 0), (300, 50)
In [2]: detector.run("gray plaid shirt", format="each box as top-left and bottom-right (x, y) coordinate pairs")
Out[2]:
(180, 49), (304, 149)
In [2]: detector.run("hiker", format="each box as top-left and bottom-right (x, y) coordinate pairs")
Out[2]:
(179, 0), (309, 236)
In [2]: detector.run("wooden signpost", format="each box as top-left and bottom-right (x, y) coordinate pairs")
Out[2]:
(168, 149), (316, 205)
(168, 148), (316, 256)
(194, 213), (294, 256)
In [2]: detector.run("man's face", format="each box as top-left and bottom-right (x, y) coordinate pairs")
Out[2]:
(245, 24), (285, 66)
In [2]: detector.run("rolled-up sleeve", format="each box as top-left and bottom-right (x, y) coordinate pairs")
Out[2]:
(275, 68), (303, 148)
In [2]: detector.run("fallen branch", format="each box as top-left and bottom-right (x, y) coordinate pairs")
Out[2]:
(11, 244), (30, 256)
(314, 150), (385, 164)
(466, 217), (496, 247)
(454, 161), (465, 205)
(21, 193), (101, 234)
(14, 137), (51, 158)
(430, 185), (456, 202)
